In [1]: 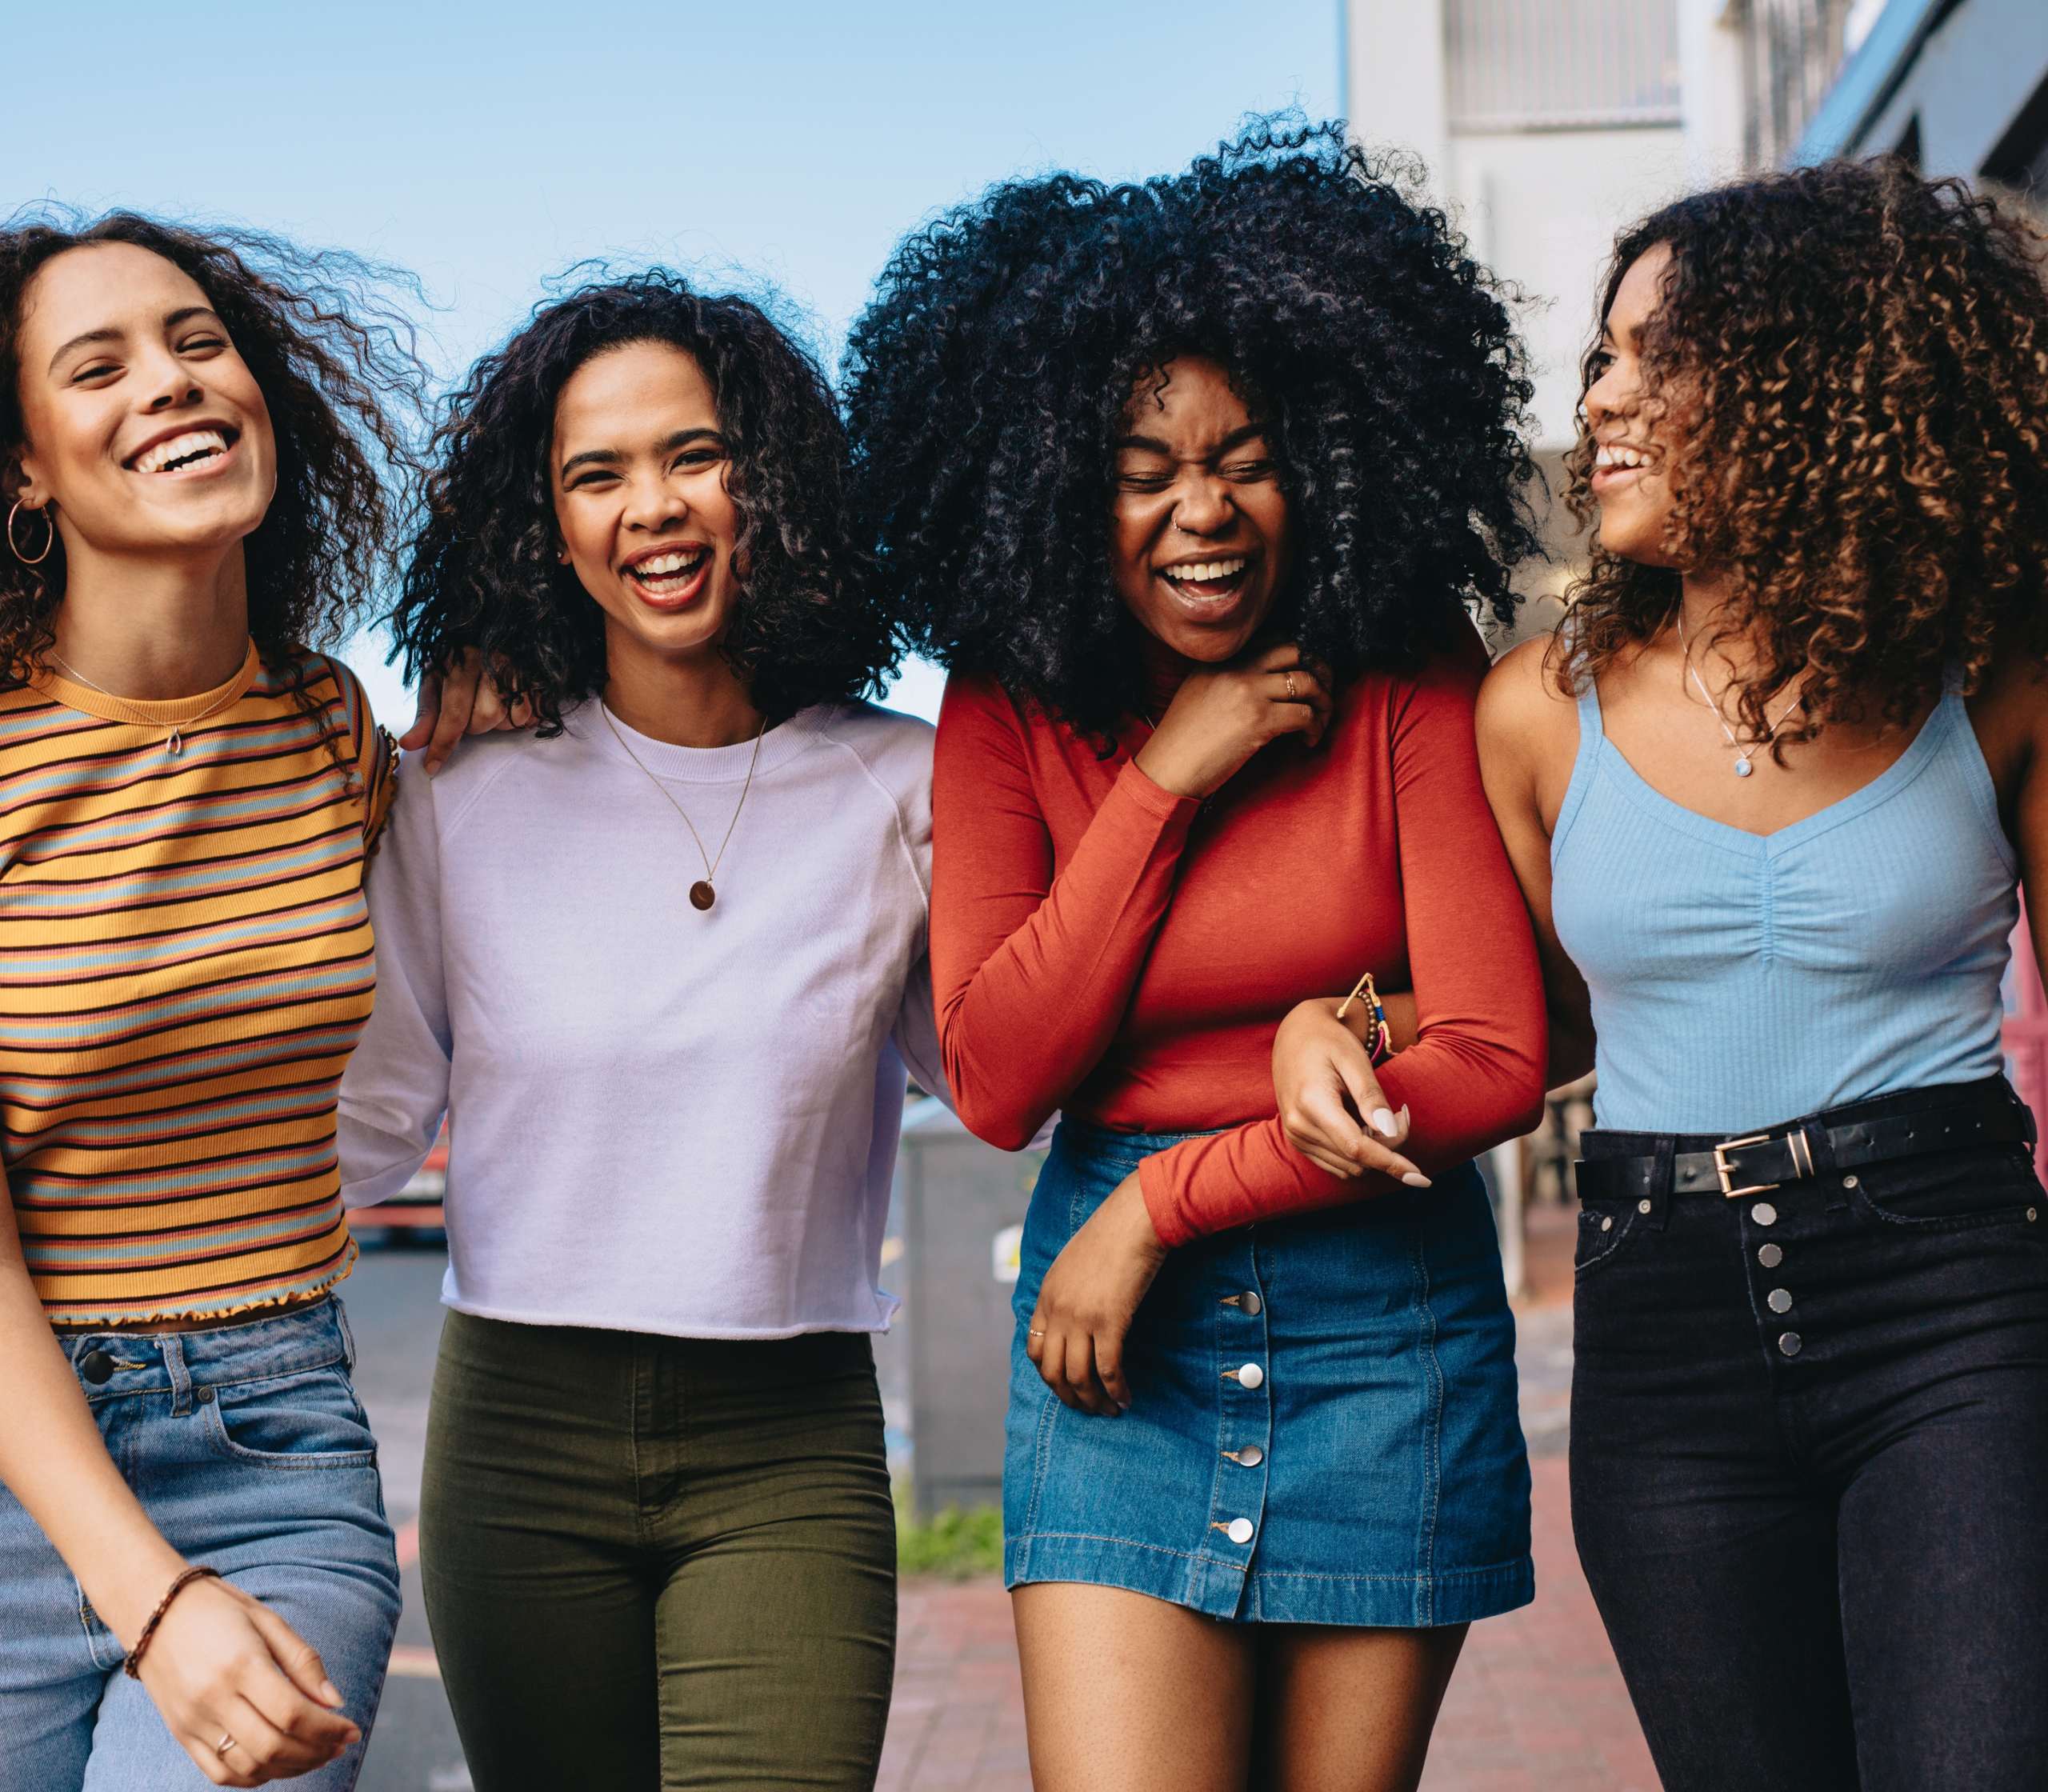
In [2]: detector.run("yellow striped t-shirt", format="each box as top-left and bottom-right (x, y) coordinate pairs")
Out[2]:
(0, 642), (394, 1324)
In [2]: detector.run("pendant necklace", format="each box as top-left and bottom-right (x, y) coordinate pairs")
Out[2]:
(46, 649), (250, 757)
(602, 702), (766, 911)
(1674, 607), (1806, 778)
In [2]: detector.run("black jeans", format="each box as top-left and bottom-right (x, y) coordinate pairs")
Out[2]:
(1570, 1080), (2048, 1792)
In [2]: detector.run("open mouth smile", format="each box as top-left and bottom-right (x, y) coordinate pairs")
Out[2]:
(126, 425), (240, 478)
(1158, 554), (1255, 604)
(622, 544), (714, 608)
(1590, 442), (1654, 491)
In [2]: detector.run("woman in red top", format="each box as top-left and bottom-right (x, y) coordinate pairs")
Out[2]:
(844, 123), (1549, 1791)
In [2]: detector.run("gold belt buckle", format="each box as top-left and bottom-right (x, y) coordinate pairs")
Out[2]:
(1714, 1132), (1779, 1199)
(1714, 1127), (1814, 1198)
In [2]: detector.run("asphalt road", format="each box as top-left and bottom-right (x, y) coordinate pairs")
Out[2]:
(340, 1242), (471, 1792)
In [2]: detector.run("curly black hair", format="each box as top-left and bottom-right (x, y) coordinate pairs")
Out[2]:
(842, 118), (1540, 737)
(1555, 158), (2048, 744)
(390, 270), (895, 731)
(0, 208), (425, 684)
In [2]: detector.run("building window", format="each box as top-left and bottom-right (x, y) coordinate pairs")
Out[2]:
(1738, 0), (1860, 169)
(1445, 0), (1682, 133)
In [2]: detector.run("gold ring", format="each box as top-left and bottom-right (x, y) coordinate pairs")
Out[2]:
(215, 1734), (238, 1758)
(1283, 671), (1298, 701)
(1028, 1328), (1046, 1338)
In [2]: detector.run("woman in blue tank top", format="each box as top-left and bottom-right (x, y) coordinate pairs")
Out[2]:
(1272, 160), (2048, 1792)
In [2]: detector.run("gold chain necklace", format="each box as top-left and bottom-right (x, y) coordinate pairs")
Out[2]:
(600, 702), (766, 912)
(46, 650), (250, 757)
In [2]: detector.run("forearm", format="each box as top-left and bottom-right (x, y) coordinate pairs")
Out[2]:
(0, 1225), (182, 1645)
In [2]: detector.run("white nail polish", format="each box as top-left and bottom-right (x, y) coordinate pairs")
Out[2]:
(1402, 1172), (1432, 1187)
(1371, 1107), (1398, 1138)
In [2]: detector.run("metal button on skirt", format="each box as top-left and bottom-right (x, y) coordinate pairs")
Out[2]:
(1004, 1120), (1534, 1626)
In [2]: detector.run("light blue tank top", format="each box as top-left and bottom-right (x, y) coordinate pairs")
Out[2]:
(1550, 677), (2018, 1134)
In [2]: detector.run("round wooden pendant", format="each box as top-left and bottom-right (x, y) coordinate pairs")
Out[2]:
(689, 880), (717, 911)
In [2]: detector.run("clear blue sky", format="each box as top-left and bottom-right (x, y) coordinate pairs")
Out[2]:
(17, 0), (1340, 725)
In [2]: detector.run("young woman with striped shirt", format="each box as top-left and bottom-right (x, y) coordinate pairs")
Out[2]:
(0, 214), (413, 1790)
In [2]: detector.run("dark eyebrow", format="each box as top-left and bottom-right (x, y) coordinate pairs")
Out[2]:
(46, 306), (225, 376)
(1114, 422), (1270, 458)
(560, 426), (724, 480)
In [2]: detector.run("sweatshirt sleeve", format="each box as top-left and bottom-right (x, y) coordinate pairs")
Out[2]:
(338, 752), (453, 1206)
(929, 675), (1200, 1150)
(1136, 642), (1549, 1244)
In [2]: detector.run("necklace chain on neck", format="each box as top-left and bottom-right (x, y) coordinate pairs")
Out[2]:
(1674, 608), (1806, 778)
(601, 703), (767, 912)
(46, 648), (250, 757)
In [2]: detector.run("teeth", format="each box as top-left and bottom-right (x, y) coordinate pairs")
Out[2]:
(1164, 557), (1249, 584)
(1595, 444), (1647, 470)
(632, 550), (706, 578)
(135, 429), (228, 474)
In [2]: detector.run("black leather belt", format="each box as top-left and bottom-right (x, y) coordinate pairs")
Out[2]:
(1576, 1084), (2036, 1206)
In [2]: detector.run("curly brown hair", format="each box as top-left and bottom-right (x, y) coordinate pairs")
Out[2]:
(0, 208), (424, 689)
(1553, 158), (2048, 743)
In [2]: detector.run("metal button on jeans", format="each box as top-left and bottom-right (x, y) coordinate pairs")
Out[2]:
(1232, 1362), (1266, 1390)
(1758, 1243), (1783, 1268)
(1778, 1331), (1802, 1357)
(1600, 1215), (1614, 1233)
(1638, 1199), (1653, 1214)
(1224, 1444), (1265, 1467)
(1768, 1288), (1794, 1314)
(1752, 1202), (1779, 1227)
(1238, 1291), (1263, 1317)
(78, 1350), (115, 1386)
(1226, 1518), (1255, 1545)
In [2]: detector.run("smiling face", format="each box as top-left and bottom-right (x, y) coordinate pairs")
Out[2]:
(1584, 242), (1692, 569)
(1109, 354), (1290, 663)
(10, 242), (276, 566)
(551, 339), (742, 676)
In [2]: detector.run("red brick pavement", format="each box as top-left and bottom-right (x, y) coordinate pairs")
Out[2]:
(877, 1454), (1657, 1791)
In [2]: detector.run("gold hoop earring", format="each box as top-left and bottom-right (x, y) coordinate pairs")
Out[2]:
(6, 500), (53, 567)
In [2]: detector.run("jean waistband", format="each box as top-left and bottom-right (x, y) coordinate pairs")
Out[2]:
(59, 1294), (352, 1398)
(1051, 1116), (1225, 1161)
(1578, 1077), (2033, 1210)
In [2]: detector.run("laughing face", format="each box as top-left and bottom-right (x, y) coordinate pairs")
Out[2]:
(10, 242), (276, 566)
(551, 338), (741, 673)
(1109, 354), (1291, 663)
(1584, 242), (1687, 569)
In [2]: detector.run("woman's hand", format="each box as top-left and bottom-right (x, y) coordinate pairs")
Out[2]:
(1272, 998), (1432, 1186)
(132, 1573), (359, 1786)
(1134, 642), (1332, 801)
(398, 650), (533, 776)
(1026, 1172), (1169, 1416)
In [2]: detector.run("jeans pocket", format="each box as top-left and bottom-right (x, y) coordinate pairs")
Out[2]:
(1573, 1204), (1643, 1278)
(1849, 1146), (2047, 1235)
(202, 1366), (379, 1470)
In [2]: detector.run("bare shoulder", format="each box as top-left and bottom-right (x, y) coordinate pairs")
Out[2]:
(1477, 634), (1578, 749)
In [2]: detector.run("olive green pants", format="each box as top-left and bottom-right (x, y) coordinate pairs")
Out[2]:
(419, 1312), (898, 1790)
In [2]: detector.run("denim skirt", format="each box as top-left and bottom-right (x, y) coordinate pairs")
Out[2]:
(1004, 1120), (1534, 1626)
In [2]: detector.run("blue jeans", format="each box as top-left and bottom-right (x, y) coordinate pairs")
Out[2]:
(1571, 1082), (2048, 1792)
(0, 1297), (400, 1791)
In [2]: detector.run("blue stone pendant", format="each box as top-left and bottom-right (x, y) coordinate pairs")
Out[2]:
(1734, 758), (1753, 777)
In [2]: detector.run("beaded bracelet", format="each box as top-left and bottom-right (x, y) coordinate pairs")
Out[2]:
(1335, 970), (1392, 1065)
(123, 1566), (222, 1678)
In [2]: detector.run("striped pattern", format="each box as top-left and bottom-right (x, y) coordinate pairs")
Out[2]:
(0, 646), (394, 1323)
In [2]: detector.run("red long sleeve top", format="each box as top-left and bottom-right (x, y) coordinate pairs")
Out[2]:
(929, 630), (1548, 1248)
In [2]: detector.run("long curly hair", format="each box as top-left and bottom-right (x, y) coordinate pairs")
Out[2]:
(0, 209), (425, 685)
(390, 270), (894, 731)
(1554, 158), (2048, 741)
(842, 118), (1540, 738)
